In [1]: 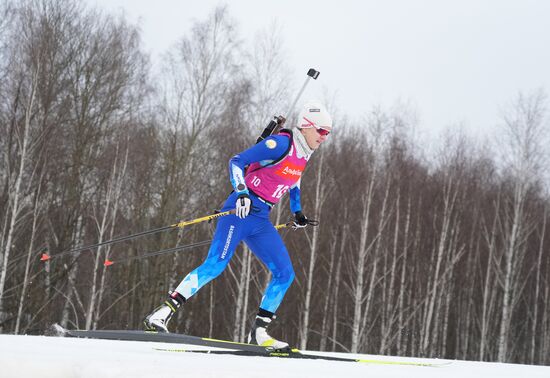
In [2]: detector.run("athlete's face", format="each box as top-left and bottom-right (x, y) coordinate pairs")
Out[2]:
(301, 125), (331, 150)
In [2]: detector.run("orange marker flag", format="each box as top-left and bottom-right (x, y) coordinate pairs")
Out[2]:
(104, 259), (114, 267)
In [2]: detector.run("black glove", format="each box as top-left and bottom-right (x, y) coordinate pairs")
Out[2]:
(292, 211), (309, 229)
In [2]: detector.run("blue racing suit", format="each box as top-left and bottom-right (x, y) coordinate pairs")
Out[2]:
(174, 133), (303, 313)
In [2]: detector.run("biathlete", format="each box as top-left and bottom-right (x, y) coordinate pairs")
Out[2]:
(144, 101), (333, 349)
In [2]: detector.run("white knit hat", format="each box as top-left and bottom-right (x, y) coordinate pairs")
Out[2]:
(296, 101), (332, 130)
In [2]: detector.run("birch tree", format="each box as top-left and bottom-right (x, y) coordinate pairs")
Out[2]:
(496, 89), (549, 362)
(246, 21), (291, 129)
(0, 47), (40, 319)
(159, 5), (242, 224)
(348, 109), (388, 353)
(85, 142), (128, 330)
(299, 150), (331, 349)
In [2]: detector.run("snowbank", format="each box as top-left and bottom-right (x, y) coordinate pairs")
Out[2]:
(0, 334), (549, 378)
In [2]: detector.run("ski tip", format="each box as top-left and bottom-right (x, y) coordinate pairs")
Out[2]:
(104, 259), (114, 267)
(356, 358), (449, 367)
(40, 253), (50, 261)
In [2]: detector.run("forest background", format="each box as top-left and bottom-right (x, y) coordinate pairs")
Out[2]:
(1, 0), (549, 365)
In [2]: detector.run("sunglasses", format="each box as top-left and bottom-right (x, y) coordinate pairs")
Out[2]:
(315, 127), (331, 136)
(301, 117), (331, 136)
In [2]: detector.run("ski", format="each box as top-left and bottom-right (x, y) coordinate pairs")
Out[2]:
(154, 346), (362, 362)
(153, 347), (450, 367)
(63, 329), (449, 367)
(65, 329), (279, 353)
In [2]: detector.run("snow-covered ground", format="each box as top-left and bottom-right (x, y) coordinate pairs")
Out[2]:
(1, 333), (549, 378)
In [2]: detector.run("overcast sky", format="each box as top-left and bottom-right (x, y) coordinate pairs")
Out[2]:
(89, 0), (550, 140)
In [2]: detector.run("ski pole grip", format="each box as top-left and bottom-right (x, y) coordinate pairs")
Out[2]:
(285, 68), (320, 118)
(307, 68), (320, 80)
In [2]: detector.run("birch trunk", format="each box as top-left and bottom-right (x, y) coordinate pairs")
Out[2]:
(359, 177), (391, 350)
(92, 210), (119, 329)
(350, 176), (376, 353)
(331, 225), (346, 351)
(0, 210), (9, 279)
(498, 182), (526, 361)
(85, 216), (109, 330)
(14, 179), (43, 334)
(85, 175), (118, 330)
(239, 247), (252, 342)
(542, 283), (550, 363)
(531, 207), (546, 363)
(60, 215), (84, 329)
(319, 237), (337, 351)
(208, 283), (214, 338)
(233, 246), (251, 342)
(92, 147), (129, 329)
(380, 191), (400, 354)
(397, 196), (412, 355)
(299, 152), (324, 350)
(479, 193), (501, 360)
(421, 175), (458, 355)
(497, 90), (548, 362)
(0, 64), (39, 316)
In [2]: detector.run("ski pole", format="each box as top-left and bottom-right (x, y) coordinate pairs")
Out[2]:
(257, 68), (320, 143)
(173, 210), (233, 228)
(286, 68), (320, 119)
(40, 210), (234, 262)
(103, 239), (212, 266)
(102, 221), (296, 266)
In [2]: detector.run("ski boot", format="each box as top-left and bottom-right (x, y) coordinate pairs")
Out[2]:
(247, 311), (290, 351)
(143, 291), (185, 333)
